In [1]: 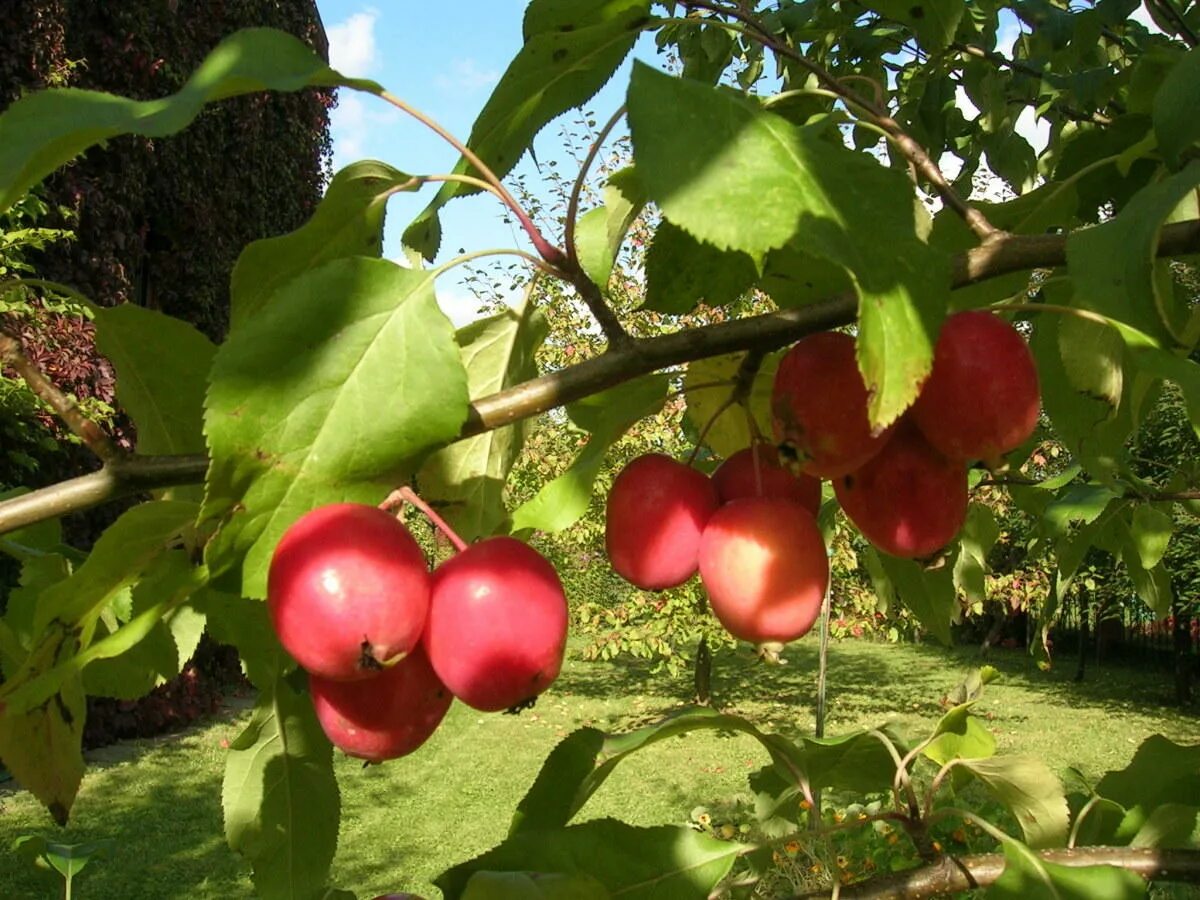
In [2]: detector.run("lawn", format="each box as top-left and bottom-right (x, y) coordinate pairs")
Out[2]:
(1, 637), (1197, 899)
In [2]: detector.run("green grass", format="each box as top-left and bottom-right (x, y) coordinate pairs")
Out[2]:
(1, 638), (1197, 899)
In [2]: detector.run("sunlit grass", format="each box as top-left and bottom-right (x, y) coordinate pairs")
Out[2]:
(1, 639), (1196, 898)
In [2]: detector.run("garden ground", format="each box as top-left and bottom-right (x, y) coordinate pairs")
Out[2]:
(1, 637), (1197, 899)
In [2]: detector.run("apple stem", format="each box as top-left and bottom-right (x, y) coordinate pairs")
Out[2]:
(382, 486), (469, 553)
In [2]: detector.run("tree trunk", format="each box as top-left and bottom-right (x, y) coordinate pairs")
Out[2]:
(1074, 593), (1089, 683)
(694, 635), (711, 706)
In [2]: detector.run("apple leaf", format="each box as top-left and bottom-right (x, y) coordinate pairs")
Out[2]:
(684, 352), (780, 459)
(419, 298), (549, 542)
(1128, 505), (1173, 570)
(987, 837), (1147, 899)
(201, 257), (469, 598)
(575, 167), (647, 292)
(1057, 315), (1125, 413)
(1095, 734), (1200, 813)
(954, 503), (1000, 607)
(33, 500), (199, 636)
(959, 756), (1071, 849)
(643, 219), (759, 314)
(859, 1), (965, 52)
(924, 701), (996, 766)
(81, 550), (207, 700)
(1153, 46), (1200, 166)
(461, 871), (609, 900)
(1067, 162), (1200, 349)
(437, 820), (739, 900)
(510, 374), (670, 534)
(0, 28), (381, 213)
(872, 552), (956, 645)
(223, 667), (340, 900)
(198, 589), (282, 690)
(0, 625), (86, 825)
(759, 244), (853, 309)
(1119, 531), (1174, 618)
(93, 304), (215, 463)
(404, 0), (651, 259)
(628, 62), (947, 427)
(230, 160), (418, 329)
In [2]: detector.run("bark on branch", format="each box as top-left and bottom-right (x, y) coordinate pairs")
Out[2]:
(793, 846), (1200, 899)
(0, 220), (1198, 536)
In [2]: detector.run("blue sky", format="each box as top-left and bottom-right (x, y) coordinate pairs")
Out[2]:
(314, 1), (648, 322)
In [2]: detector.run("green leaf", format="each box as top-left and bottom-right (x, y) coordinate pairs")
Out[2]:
(198, 589), (281, 690)
(1042, 485), (1122, 536)
(1095, 734), (1200, 813)
(1067, 162), (1200, 349)
(510, 710), (898, 837)
(12, 836), (114, 880)
(1127, 803), (1200, 849)
(0, 627), (85, 825)
(1119, 530), (1174, 618)
(758, 244), (853, 309)
(1057, 315), (1124, 412)
(1129, 505), (1173, 570)
(93, 305), (215, 467)
(959, 756), (1070, 849)
(954, 503), (1000, 606)
(436, 820), (739, 900)
(627, 62), (948, 426)
(462, 870), (609, 900)
(924, 702), (996, 766)
(223, 668), (340, 900)
(860, 1), (965, 51)
(81, 551), (207, 700)
(201, 257), (469, 598)
(683, 352), (780, 459)
(987, 837), (1146, 899)
(1030, 317), (1130, 484)
(643, 219), (759, 314)
(404, 1), (651, 259)
(510, 728), (606, 835)
(575, 167), (646, 292)
(874, 552), (956, 645)
(1153, 46), (1200, 166)
(35, 500), (199, 636)
(419, 299), (549, 542)
(510, 374), (670, 534)
(0, 28), (381, 213)
(230, 160), (417, 330)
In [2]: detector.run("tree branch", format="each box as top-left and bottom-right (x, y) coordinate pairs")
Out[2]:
(0, 326), (120, 462)
(793, 847), (1200, 899)
(1, 220), (1198, 536)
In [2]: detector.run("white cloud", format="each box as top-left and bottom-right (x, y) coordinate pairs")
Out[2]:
(328, 9), (379, 77)
(435, 58), (501, 93)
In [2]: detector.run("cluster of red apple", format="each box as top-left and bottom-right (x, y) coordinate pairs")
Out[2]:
(266, 501), (568, 762)
(604, 311), (1039, 646)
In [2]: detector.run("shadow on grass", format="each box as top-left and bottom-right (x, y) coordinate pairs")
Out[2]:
(0, 725), (247, 900)
(2, 639), (1196, 899)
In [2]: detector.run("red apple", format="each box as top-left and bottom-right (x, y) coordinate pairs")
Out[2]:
(834, 420), (968, 558)
(712, 444), (822, 514)
(771, 331), (895, 479)
(911, 310), (1040, 464)
(605, 453), (719, 590)
(309, 644), (451, 762)
(698, 497), (829, 643)
(424, 537), (568, 712)
(267, 503), (430, 681)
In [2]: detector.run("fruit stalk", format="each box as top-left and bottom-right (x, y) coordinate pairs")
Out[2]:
(382, 486), (468, 553)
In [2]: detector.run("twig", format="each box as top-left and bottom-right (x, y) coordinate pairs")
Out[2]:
(0, 327), (120, 462)
(1, 219), (1198, 536)
(379, 90), (566, 267)
(564, 104), (628, 267)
